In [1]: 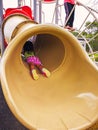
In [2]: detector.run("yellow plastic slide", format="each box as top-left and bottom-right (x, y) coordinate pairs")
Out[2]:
(1, 14), (98, 130)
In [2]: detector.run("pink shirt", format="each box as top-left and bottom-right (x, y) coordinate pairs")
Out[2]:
(64, 0), (75, 4)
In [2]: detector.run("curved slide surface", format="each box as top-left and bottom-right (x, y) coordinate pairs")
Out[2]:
(1, 8), (98, 130)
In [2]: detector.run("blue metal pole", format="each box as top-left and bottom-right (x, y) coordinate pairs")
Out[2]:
(18, 0), (21, 7)
(55, 0), (59, 24)
(38, 0), (42, 23)
(33, 0), (37, 21)
(0, 0), (5, 55)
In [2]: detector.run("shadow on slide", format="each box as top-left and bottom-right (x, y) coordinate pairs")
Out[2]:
(1, 12), (98, 130)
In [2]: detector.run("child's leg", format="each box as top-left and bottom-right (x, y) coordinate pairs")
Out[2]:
(27, 56), (51, 78)
(36, 64), (51, 78)
(29, 63), (39, 80)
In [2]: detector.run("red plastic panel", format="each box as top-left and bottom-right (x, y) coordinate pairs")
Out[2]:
(4, 6), (34, 20)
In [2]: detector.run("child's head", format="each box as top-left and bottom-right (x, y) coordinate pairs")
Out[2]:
(23, 41), (34, 52)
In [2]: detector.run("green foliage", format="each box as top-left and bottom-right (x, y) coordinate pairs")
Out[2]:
(85, 21), (98, 30)
(72, 20), (98, 55)
(82, 21), (98, 52)
(89, 53), (98, 62)
(71, 31), (79, 36)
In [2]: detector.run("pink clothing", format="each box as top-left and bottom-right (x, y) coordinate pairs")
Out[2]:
(64, 0), (75, 4)
(26, 56), (42, 65)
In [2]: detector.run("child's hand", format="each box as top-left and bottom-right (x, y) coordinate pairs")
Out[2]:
(76, 0), (81, 5)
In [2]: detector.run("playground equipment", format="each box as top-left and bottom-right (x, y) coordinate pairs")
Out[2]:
(43, 0), (56, 3)
(1, 5), (98, 130)
(51, 1), (98, 65)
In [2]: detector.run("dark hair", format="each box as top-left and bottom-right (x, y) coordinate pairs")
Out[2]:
(23, 41), (34, 52)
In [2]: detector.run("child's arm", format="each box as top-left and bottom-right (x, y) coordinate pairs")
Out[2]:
(21, 53), (26, 61)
